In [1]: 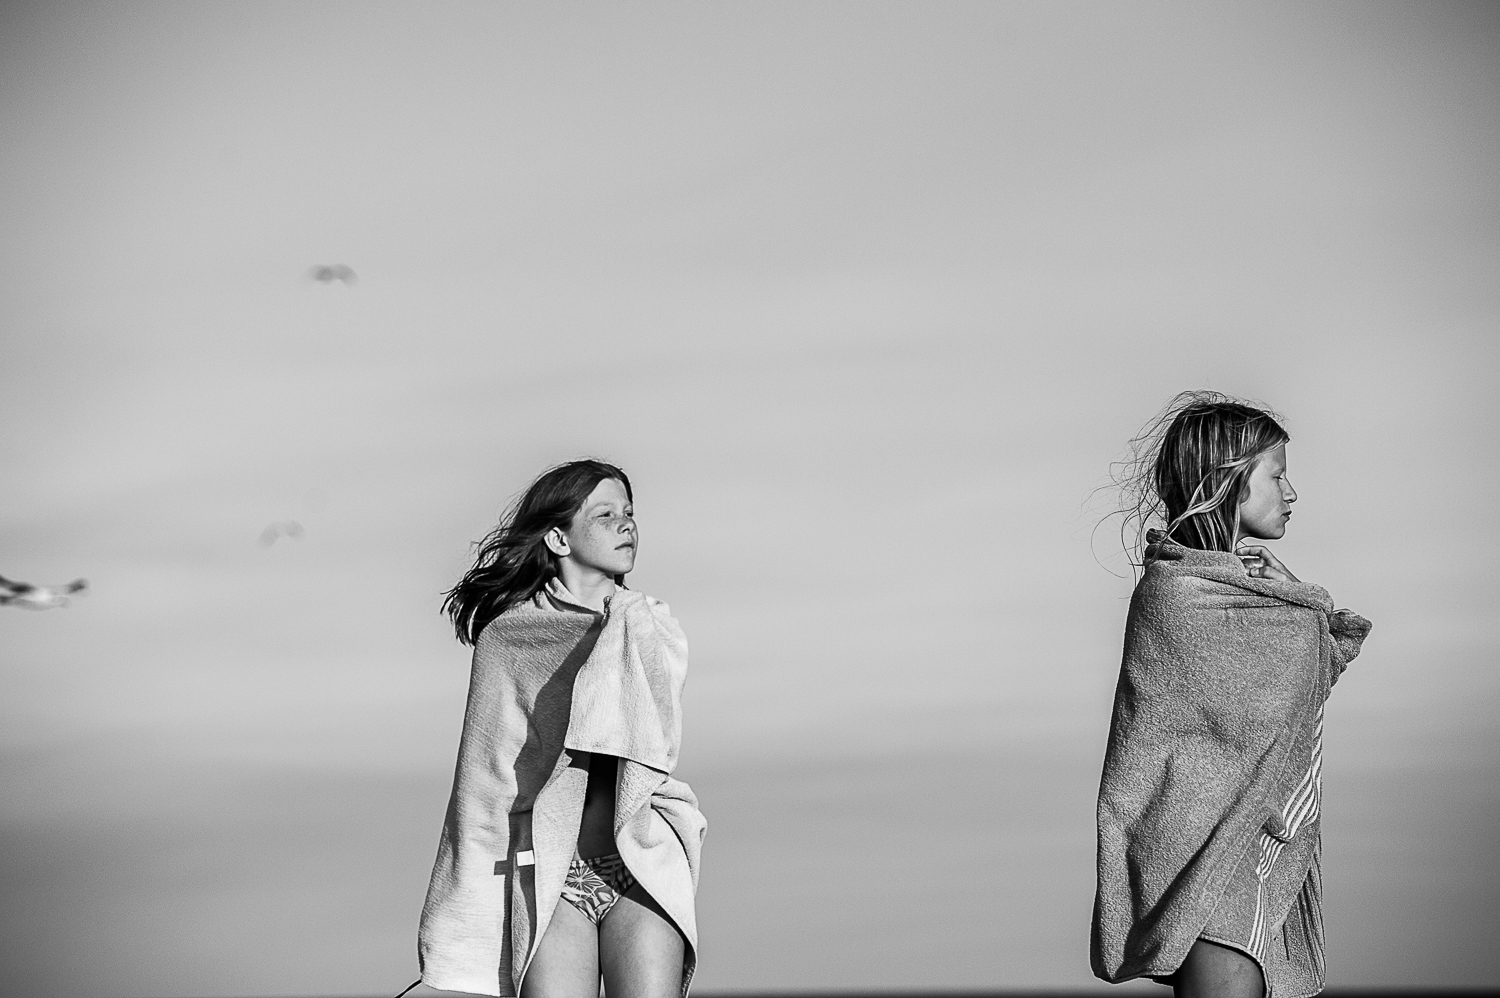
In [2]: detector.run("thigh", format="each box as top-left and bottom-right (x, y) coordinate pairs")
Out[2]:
(598, 883), (685, 998)
(1174, 938), (1264, 998)
(520, 897), (600, 998)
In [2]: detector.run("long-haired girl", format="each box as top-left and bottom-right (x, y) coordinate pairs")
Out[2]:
(1092, 393), (1371, 998)
(419, 459), (705, 998)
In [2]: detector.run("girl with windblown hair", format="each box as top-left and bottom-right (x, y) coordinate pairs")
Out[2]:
(1092, 393), (1371, 998)
(418, 460), (705, 998)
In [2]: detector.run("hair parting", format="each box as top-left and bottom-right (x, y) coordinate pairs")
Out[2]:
(443, 459), (632, 645)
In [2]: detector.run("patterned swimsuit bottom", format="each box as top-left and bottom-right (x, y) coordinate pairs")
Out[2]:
(560, 852), (638, 925)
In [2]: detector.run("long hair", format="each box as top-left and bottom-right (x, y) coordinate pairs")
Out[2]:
(443, 459), (633, 645)
(1113, 391), (1288, 562)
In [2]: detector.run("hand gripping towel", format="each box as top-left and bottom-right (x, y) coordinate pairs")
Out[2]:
(418, 582), (706, 997)
(1092, 535), (1370, 998)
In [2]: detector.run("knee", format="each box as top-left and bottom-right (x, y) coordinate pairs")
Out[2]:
(1175, 939), (1264, 998)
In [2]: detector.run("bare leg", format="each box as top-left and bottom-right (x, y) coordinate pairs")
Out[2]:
(1175, 939), (1265, 998)
(599, 884), (686, 998)
(520, 897), (600, 998)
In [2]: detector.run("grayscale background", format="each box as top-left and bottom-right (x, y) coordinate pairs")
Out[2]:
(2, 2), (1496, 995)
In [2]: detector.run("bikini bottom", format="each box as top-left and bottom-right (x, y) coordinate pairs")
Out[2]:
(559, 851), (638, 925)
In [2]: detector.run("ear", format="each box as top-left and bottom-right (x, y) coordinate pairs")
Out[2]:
(543, 526), (570, 558)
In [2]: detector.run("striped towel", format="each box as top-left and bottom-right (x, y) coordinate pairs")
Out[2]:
(1093, 534), (1370, 998)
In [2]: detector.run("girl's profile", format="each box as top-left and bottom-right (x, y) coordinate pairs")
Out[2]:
(1092, 392), (1371, 998)
(418, 459), (705, 998)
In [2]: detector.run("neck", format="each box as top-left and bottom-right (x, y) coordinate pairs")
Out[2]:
(555, 562), (617, 612)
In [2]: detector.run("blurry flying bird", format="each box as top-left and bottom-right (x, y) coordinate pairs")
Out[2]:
(309, 264), (357, 284)
(259, 520), (305, 547)
(0, 575), (88, 610)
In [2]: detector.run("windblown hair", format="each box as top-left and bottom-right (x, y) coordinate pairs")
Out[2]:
(1112, 391), (1289, 563)
(443, 459), (632, 645)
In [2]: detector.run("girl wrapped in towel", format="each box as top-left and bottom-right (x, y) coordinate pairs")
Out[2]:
(1092, 393), (1371, 998)
(419, 460), (705, 998)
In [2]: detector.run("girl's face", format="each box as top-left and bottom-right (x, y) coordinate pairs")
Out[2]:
(553, 478), (637, 577)
(1237, 445), (1297, 541)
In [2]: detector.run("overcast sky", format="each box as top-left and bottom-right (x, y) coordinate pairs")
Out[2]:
(2, 2), (1497, 995)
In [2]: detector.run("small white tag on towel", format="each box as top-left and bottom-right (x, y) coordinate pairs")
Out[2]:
(515, 850), (535, 867)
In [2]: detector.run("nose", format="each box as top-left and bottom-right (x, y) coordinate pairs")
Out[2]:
(1284, 478), (1297, 503)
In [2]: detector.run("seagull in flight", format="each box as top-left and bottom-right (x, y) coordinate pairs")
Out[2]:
(309, 264), (357, 284)
(259, 520), (305, 547)
(0, 575), (88, 610)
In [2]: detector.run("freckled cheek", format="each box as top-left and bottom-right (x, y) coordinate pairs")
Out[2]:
(585, 522), (635, 550)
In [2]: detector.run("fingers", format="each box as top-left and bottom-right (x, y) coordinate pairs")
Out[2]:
(1236, 547), (1277, 580)
(1243, 561), (1289, 582)
(1236, 543), (1286, 579)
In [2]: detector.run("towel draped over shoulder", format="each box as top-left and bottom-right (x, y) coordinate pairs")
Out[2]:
(1092, 536), (1370, 998)
(419, 582), (706, 997)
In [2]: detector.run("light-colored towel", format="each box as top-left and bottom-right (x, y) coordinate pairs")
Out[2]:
(1092, 535), (1370, 995)
(419, 582), (706, 997)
